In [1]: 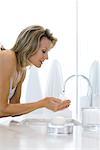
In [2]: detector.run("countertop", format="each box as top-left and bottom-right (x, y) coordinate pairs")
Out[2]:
(0, 115), (100, 150)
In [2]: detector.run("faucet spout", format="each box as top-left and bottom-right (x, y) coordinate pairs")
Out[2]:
(63, 74), (93, 107)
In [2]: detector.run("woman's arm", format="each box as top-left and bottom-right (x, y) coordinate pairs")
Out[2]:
(0, 97), (70, 117)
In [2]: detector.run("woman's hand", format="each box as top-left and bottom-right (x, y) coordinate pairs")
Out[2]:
(43, 97), (71, 112)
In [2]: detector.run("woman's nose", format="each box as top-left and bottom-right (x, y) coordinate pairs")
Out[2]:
(44, 53), (48, 60)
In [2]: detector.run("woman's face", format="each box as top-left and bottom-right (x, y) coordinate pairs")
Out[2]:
(28, 37), (52, 68)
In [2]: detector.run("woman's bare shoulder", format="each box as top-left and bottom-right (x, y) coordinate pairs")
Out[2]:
(0, 50), (16, 75)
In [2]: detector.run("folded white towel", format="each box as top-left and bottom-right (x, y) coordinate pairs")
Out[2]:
(89, 60), (100, 106)
(25, 66), (43, 101)
(45, 59), (64, 98)
(89, 60), (100, 96)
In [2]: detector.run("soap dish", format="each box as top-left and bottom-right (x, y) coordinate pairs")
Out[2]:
(47, 117), (74, 134)
(48, 122), (73, 134)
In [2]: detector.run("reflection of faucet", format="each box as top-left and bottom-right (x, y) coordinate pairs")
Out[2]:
(62, 74), (93, 107)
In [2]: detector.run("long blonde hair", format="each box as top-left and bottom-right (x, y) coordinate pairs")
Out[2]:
(10, 25), (57, 68)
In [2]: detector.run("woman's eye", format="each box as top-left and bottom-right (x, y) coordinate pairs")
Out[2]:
(42, 50), (46, 54)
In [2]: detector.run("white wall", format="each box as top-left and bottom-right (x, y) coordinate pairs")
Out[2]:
(78, 0), (100, 75)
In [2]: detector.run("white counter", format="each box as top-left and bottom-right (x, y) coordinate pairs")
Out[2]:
(0, 116), (100, 150)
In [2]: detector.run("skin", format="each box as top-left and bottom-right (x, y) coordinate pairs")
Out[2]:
(0, 37), (71, 117)
(28, 37), (50, 67)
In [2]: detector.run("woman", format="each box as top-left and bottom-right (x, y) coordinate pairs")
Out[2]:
(0, 25), (71, 117)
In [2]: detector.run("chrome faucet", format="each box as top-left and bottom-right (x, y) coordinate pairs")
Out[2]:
(62, 74), (93, 107)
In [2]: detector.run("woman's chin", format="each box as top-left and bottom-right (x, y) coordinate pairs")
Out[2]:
(35, 63), (42, 68)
